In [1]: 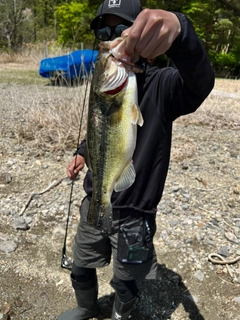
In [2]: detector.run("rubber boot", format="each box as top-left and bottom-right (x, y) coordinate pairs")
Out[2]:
(58, 274), (99, 320)
(111, 294), (136, 320)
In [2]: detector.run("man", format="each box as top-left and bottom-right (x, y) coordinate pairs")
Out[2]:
(59, 0), (214, 319)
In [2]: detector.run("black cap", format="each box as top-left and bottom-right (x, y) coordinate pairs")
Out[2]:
(90, 0), (142, 29)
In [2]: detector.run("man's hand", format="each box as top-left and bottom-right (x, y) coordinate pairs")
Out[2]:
(67, 155), (85, 180)
(122, 9), (181, 63)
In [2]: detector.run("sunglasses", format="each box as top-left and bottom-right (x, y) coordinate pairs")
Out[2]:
(94, 24), (130, 41)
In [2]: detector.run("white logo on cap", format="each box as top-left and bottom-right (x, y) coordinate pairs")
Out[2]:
(108, 0), (121, 8)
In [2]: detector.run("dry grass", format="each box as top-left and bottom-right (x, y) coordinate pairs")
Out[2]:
(171, 80), (240, 161)
(0, 56), (240, 156)
(175, 92), (240, 130)
(14, 80), (240, 156)
(0, 46), (92, 155)
(1, 82), (90, 155)
(0, 42), (74, 65)
(18, 85), (90, 154)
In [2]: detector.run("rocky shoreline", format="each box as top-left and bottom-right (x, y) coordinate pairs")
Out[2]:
(0, 82), (240, 320)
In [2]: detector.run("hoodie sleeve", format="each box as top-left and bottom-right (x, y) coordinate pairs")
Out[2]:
(163, 12), (215, 121)
(73, 138), (86, 157)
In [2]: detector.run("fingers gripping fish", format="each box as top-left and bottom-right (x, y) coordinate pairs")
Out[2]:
(85, 37), (144, 233)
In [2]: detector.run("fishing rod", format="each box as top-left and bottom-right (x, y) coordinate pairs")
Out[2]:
(61, 6), (102, 271)
(61, 51), (96, 270)
(61, 54), (95, 270)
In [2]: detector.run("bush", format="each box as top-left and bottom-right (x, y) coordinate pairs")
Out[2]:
(212, 52), (240, 78)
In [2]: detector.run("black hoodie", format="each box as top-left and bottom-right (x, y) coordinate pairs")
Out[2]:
(76, 13), (215, 214)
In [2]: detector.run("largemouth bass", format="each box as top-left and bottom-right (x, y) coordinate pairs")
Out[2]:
(85, 37), (144, 233)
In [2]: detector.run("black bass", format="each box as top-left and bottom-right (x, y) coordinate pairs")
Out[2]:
(85, 37), (144, 233)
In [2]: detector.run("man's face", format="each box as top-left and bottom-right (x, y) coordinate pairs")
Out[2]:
(94, 14), (132, 41)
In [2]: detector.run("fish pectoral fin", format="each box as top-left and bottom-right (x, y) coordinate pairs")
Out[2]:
(114, 161), (136, 192)
(132, 104), (144, 127)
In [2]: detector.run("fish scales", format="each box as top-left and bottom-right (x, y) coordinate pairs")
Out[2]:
(86, 37), (143, 233)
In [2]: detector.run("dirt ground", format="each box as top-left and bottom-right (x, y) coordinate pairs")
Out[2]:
(0, 63), (240, 320)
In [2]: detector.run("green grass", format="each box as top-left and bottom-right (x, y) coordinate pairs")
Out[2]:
(0, 68), (49, 85)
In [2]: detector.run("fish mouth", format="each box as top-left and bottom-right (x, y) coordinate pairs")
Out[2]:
(104, 78), (128, 95)
(99, 55), (128, 95)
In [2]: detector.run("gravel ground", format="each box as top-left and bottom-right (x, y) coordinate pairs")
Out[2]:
(0, 74), (240, 320)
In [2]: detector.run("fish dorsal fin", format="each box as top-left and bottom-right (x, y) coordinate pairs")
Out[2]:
(132, 104), (144, 126)
(114, 161), (136, 192)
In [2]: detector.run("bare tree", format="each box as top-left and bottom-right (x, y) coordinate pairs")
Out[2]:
(0, 0), (30, 50)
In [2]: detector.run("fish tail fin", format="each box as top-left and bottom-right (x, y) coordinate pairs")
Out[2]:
(87, 200), (113, 234)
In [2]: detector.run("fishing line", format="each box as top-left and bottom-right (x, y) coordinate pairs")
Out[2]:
(61, 5), (103, 270)
(61, 52), (96, 270)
